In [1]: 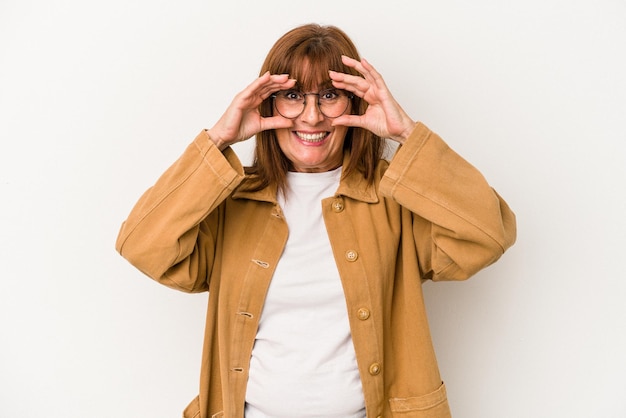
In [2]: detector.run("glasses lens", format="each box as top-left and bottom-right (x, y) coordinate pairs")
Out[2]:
(274, 90), (304, 119)
(274, 90), (351, 119)
(319, 89), (350, 118)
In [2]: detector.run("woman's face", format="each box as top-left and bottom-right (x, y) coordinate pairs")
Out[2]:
(274, 86), (350, 173)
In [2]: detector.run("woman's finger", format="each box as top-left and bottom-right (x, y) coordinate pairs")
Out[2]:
(339, 56), (389, 94)
(359, 57), (389, 91)
(331, 114), (367, 130)
(239, 73), (295, 105)
(329, 71), (371, 98)
(259, 115), (294, 132)
(258, 77), (296, 100)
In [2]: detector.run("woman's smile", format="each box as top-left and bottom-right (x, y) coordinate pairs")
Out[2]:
(276, 123), (348, 172)
(293, 130), (330, 144)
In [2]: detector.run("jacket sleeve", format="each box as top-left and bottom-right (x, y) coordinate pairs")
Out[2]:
(115, 130), (245, 292)
(379, 123), (516, 281)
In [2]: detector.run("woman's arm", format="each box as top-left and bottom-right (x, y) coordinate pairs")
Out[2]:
(115, 131), (245, 292)
(331, 56), (515, 281)
(116, 73), (296, 291)
(380, 123), (517, 281)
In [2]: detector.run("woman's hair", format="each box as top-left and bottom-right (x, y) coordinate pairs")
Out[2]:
(242, 23), (385, 193)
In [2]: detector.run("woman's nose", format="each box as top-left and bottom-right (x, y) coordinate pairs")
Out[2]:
(300, 96), (324, 124)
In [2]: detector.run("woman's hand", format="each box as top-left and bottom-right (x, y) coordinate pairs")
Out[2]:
(329, 56), (416, 144)
(206, 72), (296, 150)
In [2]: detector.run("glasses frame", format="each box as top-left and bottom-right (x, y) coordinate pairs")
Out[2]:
(271, 89), (355, 119)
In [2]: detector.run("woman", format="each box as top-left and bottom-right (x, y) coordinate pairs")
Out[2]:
(116, 24), (516, 418)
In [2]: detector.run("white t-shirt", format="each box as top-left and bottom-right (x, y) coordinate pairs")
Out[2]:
(245, 167), (365, 418)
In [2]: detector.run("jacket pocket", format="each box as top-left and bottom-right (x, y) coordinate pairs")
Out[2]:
(389, 382), (451, 417)
(183, 396), (201, 418)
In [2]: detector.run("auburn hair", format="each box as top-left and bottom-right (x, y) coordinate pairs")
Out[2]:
(242, 24), (384, 193)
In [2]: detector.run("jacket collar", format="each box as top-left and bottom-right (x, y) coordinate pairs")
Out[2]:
(231, 153), (380, 204)
(335, 163), (379, 203)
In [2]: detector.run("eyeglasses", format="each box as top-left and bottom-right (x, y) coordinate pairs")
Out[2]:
(271, 89), (354, 119)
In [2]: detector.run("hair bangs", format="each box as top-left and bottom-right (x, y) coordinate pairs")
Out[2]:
(287, 48), (345, 92)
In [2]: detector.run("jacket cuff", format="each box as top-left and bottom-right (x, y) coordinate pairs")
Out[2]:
(380, 122), (433, 196)
(194, 129), (245, 186)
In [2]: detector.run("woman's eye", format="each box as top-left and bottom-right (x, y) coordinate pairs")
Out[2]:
(284, 91), (303, 101)
(320, 90), (339, 100)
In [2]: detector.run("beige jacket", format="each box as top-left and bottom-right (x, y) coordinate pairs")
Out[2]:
(116, 123), (516, 418)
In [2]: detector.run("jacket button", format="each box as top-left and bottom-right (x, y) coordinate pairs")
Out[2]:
(345, 250), (358, 262)
(332, 200), (344, 212)
(357, 308), (370, 320)
(369, 362), (381, 375)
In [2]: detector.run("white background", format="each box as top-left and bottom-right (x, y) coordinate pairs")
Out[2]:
(1, 0), (625, 417)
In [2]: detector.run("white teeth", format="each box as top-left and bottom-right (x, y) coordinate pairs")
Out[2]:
(295, 131), (327, 142)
